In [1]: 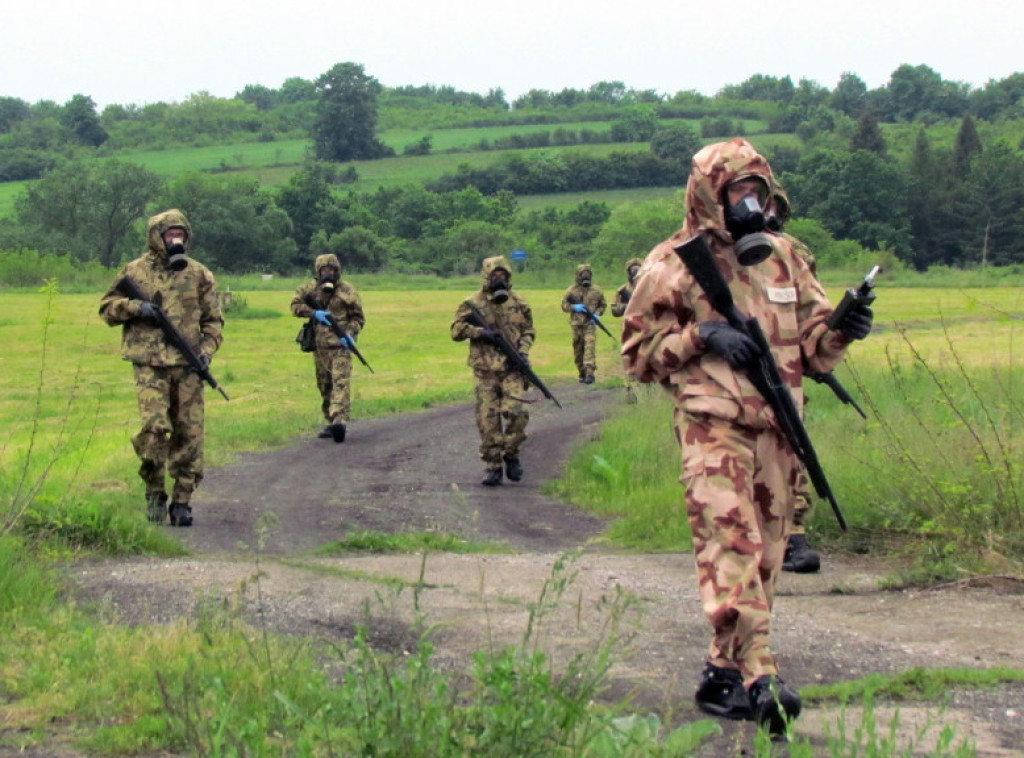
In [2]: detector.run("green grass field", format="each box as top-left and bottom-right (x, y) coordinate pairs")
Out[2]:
(3, 285), (1020, 517)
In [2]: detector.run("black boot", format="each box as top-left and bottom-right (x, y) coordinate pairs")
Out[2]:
(330, 420), (347, 443)
(146, 492), (167, 524)
(694, 663), (751, 721)
(503, 456), (523, 482)
(317, 426), (333, 439)
(481, 468), (503, 487)
(581, 373), (595, 384)
(168, 502), (193, 527)
(783, 534), (821, 573)
(749, 674), (801, 735)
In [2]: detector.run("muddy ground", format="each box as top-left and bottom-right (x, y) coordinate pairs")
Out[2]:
(68, 383), (1024, 756)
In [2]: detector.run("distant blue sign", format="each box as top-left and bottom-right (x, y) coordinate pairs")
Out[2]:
(510, 249), (528, 262)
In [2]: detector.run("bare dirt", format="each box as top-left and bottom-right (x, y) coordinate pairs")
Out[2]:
(68, 383), (1024, 756)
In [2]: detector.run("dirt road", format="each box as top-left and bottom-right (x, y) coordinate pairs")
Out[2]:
(70, 383), (1024, 756)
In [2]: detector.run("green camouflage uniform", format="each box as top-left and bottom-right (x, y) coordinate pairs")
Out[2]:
(560, 263), (607, 380)
(611, 257), (644, 401)
(290, 253), (365, 424)
(451, 256), (536, 468)
(621, 139), (852, 686)
(99, 209), (223, 506)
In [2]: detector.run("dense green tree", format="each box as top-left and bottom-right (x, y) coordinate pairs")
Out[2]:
(309, 225), (390, 272)
(157, 173), (297, 273)
(275, 161), (340, 254)
(720, 74), (795, 103)
(849, 109), (886, 155)
(61, 94), (108, 147)
(960, 142), (1024, 266)
(278, 77), (317, 104)
(589, 195), (680, 269)
(830, 72), (868, 117)
(236, 84), (277, 111)
(4, 159), (162, 265)
(953, 114), (983, 178)
(0, 97), (31, 135)
(610, 106), (659, 142)
(649, 122), (702, 165)
(311, 62), (393, 162)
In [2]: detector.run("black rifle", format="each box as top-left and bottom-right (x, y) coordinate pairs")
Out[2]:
(673, 234), (847, 531)
(464, 302), (561, 409)
(566, 294), (617, 343)
(116, 275), (229, 401)
(323, 316), (374, 374)
(807, 371), (867, 419)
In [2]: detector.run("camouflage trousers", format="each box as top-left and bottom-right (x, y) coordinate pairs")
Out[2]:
(131, 364), (205, 504)
(792, 466), (813, 535)
(677, 410), (799, 686)
(314, 347), (353, 423)
(571, 325), (597, 376)
(473, 369), (529, 466)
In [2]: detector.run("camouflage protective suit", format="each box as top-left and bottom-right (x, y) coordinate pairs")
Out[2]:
(451, 256), (536, 474)
(560, 263), (607, 381)
(290, 253), (365, 426)
(611, 257), (644, 402)
(621, 139), (852, 686)
(99, 209), (223, 511)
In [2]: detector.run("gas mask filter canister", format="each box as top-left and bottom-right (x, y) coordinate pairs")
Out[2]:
(166, 242), (189, 271)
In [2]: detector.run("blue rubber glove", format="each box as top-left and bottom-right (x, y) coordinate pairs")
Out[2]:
(572, 303), (588, 313)
(313, 310), (332, 325)
(340, 335), (355, 350)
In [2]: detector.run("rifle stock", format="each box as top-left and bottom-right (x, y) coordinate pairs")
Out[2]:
(464, 302), (561, 408)
(672, 234), (847, 531)
(115, 275), (229, 401)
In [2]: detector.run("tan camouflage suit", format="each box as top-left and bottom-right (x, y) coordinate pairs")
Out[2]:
(290, 254), (365, 439)
(560, 263), (607, 382)
(621, 140), (854, 689)
(451, 256), (536, 485)
(99, 209), (223, 526)
(611, 257), (644, 402)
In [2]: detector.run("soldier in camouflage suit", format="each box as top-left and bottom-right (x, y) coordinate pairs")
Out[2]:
(451, 256), (536, 487)
(610, 257), (644, 403)
(99, 209), (223, 527)
(290, 253), (365, 443)
(621, 139), (873, 733)
(560, 263), (607, 384)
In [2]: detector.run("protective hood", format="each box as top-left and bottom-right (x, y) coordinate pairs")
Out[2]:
(315, 253), (342, 277)
(682, 138), (776, 243)
(624, 257), (643, 276)
(480, 255), (512, 287)
(767, 185), (791, 232)
(575, 263), (593, 286)
(146, 209), (193, 262)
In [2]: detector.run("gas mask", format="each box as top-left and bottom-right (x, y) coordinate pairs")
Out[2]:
(166, 241), (189, 271)
(579, 275), (592, 287)
(488, 272), (510, 304)
(628, 266), (640, 285)
(724, 194), (773, 266)
(318, 267), (338, 294)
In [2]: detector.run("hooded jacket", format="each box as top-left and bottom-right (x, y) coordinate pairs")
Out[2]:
(290, 253), (365, 350)
(560, 263), (607, 326)
(451, 255), (535, 372)
(99, 209), (223, 367)
(611, 257), (644, 317)
(621, 138), (849, 430)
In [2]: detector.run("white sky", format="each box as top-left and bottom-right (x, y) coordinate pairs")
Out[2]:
(4, 0), (1022, 109)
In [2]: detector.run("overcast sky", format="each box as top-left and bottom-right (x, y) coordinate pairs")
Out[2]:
(5, 0), (1022, 109)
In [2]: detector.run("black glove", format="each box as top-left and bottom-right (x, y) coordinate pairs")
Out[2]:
(478, 328), (501, 344)
(835, 303), (873, 341)
(136, 300), (158, 322)
(196, 354), (211, 372)
(699, 322), (761, 369)
(518, 352), (530, 367)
